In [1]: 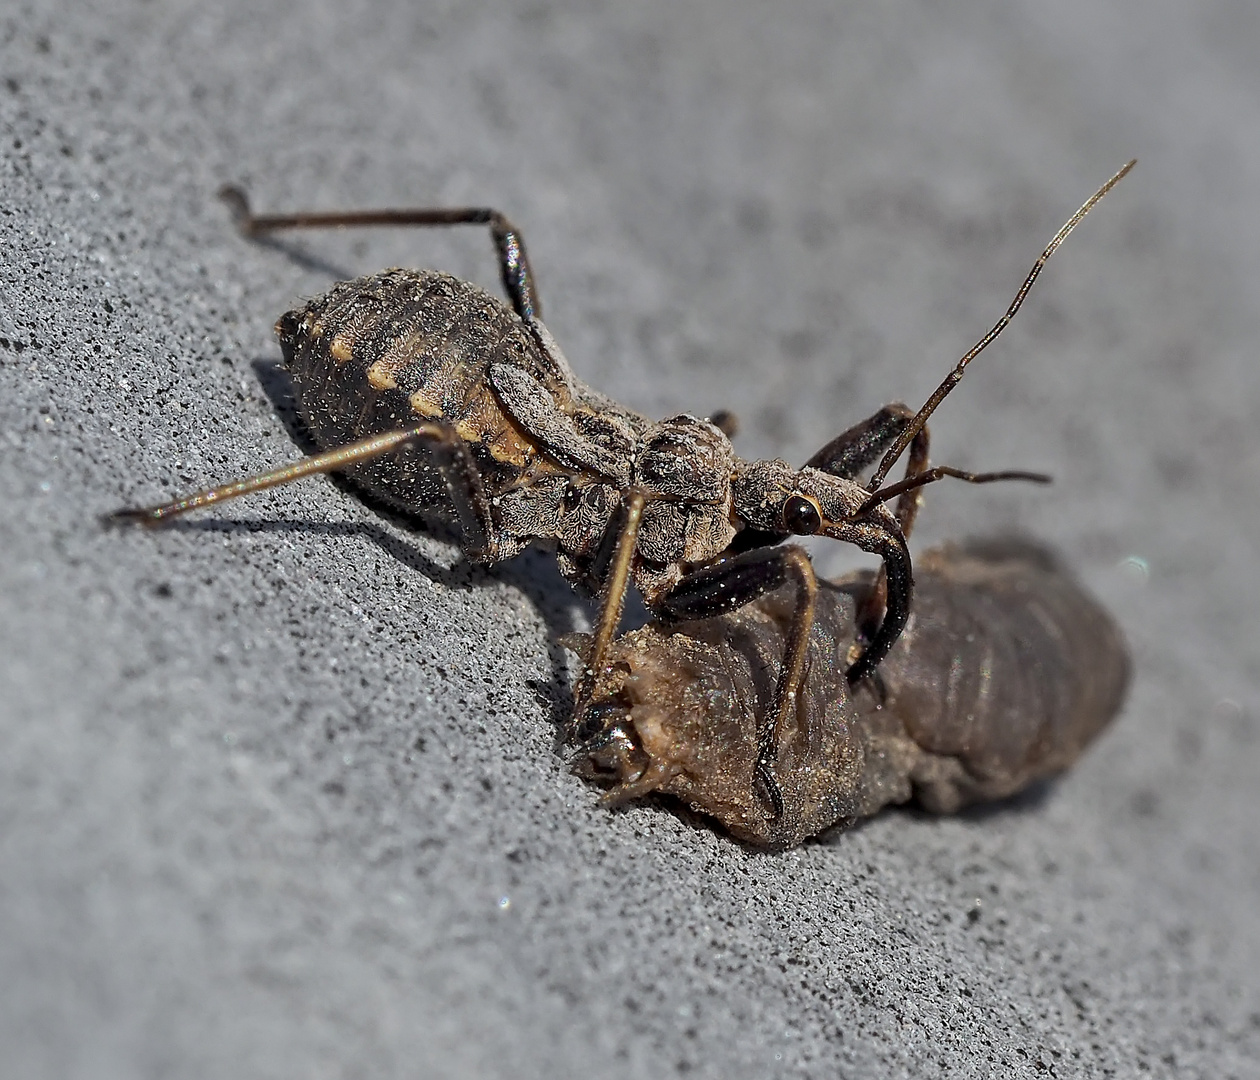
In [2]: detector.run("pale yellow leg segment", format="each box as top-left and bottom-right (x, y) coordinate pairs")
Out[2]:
(106, 425), (450, 525)
(570, 489), (647, 734)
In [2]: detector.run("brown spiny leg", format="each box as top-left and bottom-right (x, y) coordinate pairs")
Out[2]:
(755, 547), (817, 820)
(218, 186), (542, 323)
(707, 410), (739, 438)
(857, 425), (931, 642)
(805, 402), (916, 479)
(803, 403), (929, 647)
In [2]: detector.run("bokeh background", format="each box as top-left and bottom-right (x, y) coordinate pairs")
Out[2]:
(3, 2), (1259, 1077)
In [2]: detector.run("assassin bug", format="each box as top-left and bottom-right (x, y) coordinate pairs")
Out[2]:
(108, 161), (1134, 820)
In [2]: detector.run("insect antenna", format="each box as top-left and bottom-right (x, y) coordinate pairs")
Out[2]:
(857, 467), (1050, 516)
(865, 159), (1135, 495)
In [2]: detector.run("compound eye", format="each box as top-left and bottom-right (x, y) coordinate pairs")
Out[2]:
(782, 494), (823, 535)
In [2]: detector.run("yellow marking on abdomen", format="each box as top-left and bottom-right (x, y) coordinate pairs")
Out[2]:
(366, 360), (398, 390)
(409, 389), (443, 418)
(330, 333), (354, 364)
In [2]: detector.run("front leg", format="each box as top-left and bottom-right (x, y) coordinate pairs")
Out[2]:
(806, 404), (931, 647)
(807, 403), (915, 479)
(806, 403), (930, 538)
(657, 545), (819, 821)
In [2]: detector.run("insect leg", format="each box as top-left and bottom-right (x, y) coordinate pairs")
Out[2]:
(804, 404), (931, 646)
(805, 403), (916, 481)
(104, 422), (499, 557)
(856, 421), (931, 641)
(569, 489), (648, 737)
(707, 409), (739, 438)
(406, 425), (501, 560)
(218, 186), (542, 323)
(859, 466), (1052, 516)
(655, 545), (820, 818)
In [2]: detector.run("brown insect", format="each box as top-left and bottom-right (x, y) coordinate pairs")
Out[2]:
(107, 162), (1133, 821)
(570, 537), (1130, 849)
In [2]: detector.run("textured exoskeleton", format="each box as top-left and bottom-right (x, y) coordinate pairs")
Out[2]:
(571, 538), (1130, 849)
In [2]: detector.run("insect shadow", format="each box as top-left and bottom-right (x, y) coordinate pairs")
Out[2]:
(178, 356), (619, 731)
(237, 234), (357, 283)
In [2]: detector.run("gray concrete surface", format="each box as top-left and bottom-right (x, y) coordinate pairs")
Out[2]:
(3, 2), (1259, 1077)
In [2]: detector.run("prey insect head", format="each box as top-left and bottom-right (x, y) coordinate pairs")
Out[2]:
(564, 658), (687, 806)
(571, 707), (650, 787)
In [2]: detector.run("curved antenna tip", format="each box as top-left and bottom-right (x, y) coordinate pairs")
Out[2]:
(866, 160), (1136, 491)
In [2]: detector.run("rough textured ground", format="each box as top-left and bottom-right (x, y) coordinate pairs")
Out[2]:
(3, 3), (1259, 1078)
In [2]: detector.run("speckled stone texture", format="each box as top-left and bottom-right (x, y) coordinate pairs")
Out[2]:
(3, 3), (1259, 1078)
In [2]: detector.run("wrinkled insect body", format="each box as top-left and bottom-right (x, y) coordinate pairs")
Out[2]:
(574, 538), (1130, 849)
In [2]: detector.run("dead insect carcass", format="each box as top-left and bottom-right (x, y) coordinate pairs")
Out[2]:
(570, 538), (1130, 849)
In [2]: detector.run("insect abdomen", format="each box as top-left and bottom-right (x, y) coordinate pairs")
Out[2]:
(877, 538), (1130, 812)
(276, 268), (546, 509)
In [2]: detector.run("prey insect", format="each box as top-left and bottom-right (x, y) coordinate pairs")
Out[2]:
(108, 161), (1133, 822)
(569, 536), (1130, 849)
